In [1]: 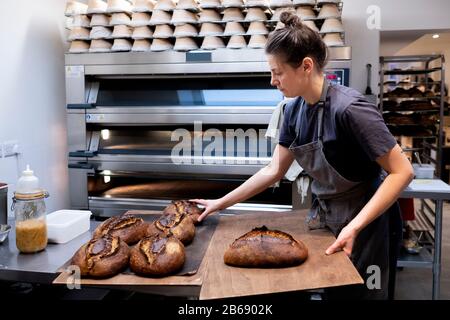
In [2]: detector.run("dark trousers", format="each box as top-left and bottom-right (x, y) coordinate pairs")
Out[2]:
(325, 203), (402, 300)
(388, 202), (403, 300)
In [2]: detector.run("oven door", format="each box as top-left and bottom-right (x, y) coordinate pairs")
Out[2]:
(78, 75), (281, 124)
(68, 123), (291, 217)
(86, 172), (292, 217)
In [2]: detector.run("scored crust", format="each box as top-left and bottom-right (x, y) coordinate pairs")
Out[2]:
(130, 233), (185, 277)
(163, 200), (205, 225)
(93, 214), (148, 245)
(224, 226), (308, 268)
(71, 234), (130, 278)
(147, 211), (195, 245)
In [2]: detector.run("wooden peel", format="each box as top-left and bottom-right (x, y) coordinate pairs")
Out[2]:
(200, 210), (363, 300)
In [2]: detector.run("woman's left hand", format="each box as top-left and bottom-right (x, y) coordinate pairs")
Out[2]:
(325, 225), (359, 257)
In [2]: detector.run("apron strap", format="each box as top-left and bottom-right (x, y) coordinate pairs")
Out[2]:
(317, 78), (329, 141)
(294, 99), (306, 139)
(317, 104), (324, 141)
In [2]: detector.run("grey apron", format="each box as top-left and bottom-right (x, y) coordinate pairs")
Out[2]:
(289, 80), (399, 300)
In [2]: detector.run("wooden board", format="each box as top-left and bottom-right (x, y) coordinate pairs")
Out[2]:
(53, 210), (216, 292)
(199, 210), (363, 300)
(53, 255), (205, 286)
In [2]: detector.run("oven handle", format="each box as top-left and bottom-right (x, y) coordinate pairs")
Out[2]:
(67, 103), (96, 109)
(69, 150), (97, 158)
(68, 163), (95, 170)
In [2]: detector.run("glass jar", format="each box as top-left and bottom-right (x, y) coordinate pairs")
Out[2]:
(12, 191), (49, 253)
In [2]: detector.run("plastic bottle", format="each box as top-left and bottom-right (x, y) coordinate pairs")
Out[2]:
(13, 165), (49, 253)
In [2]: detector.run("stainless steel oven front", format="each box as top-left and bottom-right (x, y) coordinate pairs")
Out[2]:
(65, 48), (351, 217)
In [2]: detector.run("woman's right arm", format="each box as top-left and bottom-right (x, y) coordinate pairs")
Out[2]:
(191, 144), (295, 222)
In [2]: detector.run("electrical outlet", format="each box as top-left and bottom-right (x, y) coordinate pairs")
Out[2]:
(1, 140), (19, 157)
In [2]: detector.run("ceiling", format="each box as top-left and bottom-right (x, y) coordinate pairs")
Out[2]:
(380, 30), (450, 56)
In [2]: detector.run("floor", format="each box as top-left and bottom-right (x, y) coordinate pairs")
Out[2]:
(395, 202), (450, 299)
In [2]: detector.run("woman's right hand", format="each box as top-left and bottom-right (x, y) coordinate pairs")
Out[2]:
(189, 199), (223, 222)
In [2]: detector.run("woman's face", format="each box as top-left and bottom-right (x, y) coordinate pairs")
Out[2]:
(267, 54), (308, 98)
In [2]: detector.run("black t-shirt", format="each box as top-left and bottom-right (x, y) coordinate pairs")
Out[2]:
(278, 84), (397, 182)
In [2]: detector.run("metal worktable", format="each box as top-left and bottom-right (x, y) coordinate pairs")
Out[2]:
(0, 221), (96, 284)
(1, 179), (449, 299)
(0, 210), (363, 299)
(0, 219), (204, 297)
(399, 179), (450, 300)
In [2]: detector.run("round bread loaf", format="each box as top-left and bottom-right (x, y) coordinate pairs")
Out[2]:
(71, 234), (130, 278)
(93, 214), (148, 245)
(130, 234), (185, 276)
(147, 211), (195, 245)
(163, 200), (205, 225)
(224, 226), (308, 268)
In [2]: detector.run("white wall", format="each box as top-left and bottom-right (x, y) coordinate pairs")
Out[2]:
(342, 0), (450, 94)
(0, 0), (69, 216)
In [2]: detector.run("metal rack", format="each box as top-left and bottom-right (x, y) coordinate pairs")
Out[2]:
(379, 54), (446, 178)
(399, 179), (450, 300)
(380, 55), (448, 299)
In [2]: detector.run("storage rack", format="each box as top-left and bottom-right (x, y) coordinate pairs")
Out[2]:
(399, 181), (450, 300)
(379, 55), (446, 179)
(379, 55), (447, 298)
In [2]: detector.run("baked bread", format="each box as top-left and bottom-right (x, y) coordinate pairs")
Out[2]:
(224, 226), (308, 268)
(424, 90), (436, 97)
(147, 212), (195, 245)
(71, 234), (130, 278)
(93, 214), (148, 245)
(163, 200), (205, 225)
(130, 233), (185, 277)
(386, 87), (410, 98)
(407, 86), (424, 97)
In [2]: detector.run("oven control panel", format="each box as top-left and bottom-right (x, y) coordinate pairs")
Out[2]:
(324, 69), (350, 87)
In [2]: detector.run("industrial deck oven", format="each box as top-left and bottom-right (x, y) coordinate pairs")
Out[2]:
(65, 48), (351, 217)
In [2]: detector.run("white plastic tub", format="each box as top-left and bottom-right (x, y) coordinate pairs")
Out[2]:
(46, 210), (91, 243)
(413, 163), (435, 179)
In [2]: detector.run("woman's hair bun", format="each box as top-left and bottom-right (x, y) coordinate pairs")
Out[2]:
(279, 11), (302, 28)
(266, 8), (328, 71)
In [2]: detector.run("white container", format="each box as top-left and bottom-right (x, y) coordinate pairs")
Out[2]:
(413, 164), (435, 179)
(46, 210), (91, 243)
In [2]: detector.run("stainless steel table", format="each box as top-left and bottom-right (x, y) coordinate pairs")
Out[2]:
(400, 179), (450, 300)
(1, 179), (449, 299)
(0, 220), (203, 297)
(0, 221), (95, 284)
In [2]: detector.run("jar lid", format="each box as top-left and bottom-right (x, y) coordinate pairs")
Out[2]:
(14, 190), (49, 201)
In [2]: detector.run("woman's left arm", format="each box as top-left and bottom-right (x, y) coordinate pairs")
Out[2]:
(326, 144), (414, 256)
